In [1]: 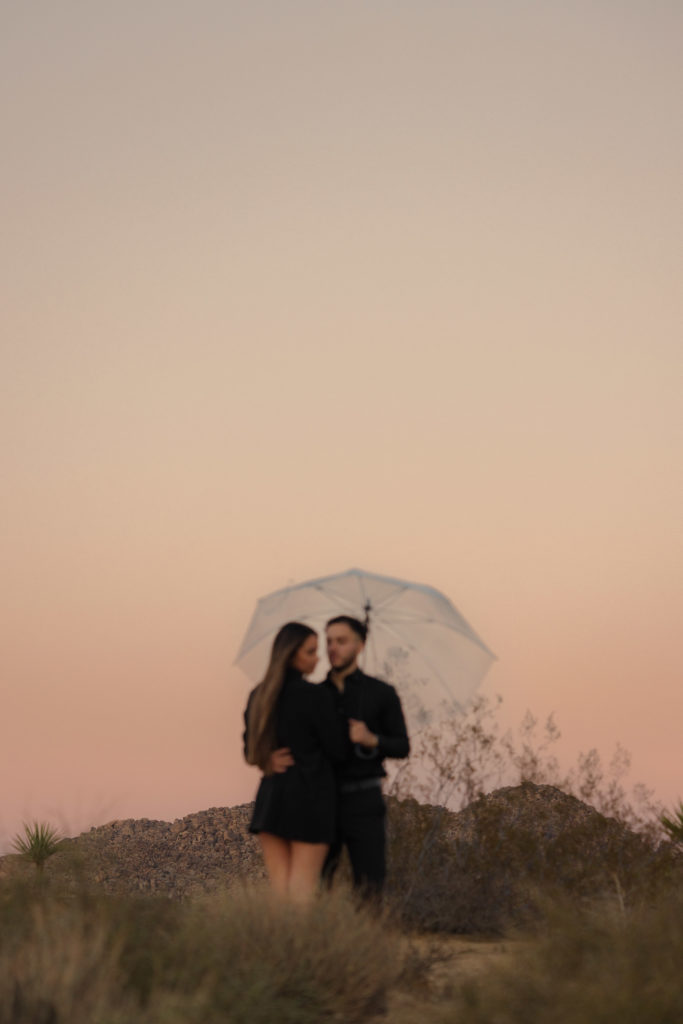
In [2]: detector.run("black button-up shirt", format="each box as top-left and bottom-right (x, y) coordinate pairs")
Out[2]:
(322, 668), (410, 781)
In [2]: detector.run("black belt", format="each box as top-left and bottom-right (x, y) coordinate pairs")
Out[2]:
(339, 777), (383, 794)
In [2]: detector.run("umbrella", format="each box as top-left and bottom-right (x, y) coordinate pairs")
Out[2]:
(235, 568), (496, 729)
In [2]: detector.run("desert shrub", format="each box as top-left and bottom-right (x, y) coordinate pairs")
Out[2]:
(385, 786), (682, 935)
(0, 892), (124, 1024)
(388, 695), (664, 839)
(433, 891), (683, 1024)
(661, 799), (683, 847)
(384, 797), (488, 932)
(11, 823), (63, 875)
(0, 880), (400, 1023)
(381, 690), (671, 933)
(161, 887), (399, 1023)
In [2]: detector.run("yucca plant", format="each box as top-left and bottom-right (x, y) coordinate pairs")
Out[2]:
(660, 801), (683, 847)
(12, 821), (63, 873)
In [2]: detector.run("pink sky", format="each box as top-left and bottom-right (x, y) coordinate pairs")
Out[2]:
(2, 2), (681, 851)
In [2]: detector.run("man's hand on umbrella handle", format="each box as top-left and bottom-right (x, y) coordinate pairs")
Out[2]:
(267, 747), (294, 774)
(349, 719), (379, 748)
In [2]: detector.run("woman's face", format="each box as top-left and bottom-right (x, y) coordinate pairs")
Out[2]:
(291, 633), (319, 676)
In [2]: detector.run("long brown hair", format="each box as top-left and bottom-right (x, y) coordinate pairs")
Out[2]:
(245, 622), (316, 772)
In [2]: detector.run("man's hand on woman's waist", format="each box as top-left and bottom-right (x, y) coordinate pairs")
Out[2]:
(267, 747), (295, 774)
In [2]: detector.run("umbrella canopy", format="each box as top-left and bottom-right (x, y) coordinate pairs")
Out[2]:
(235, 568), (496, 729)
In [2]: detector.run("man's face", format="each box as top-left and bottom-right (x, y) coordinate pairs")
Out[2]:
(326, 622), (364, 672)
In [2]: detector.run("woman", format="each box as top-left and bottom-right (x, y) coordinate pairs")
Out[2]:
(243, 622), (346, 901)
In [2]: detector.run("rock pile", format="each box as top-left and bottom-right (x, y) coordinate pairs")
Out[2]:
(2, 784), (676, 929)
(445, 781), (637, 847)
(1, 804), (264, 898)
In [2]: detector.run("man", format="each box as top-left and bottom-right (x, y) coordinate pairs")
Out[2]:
(269, 615), (410, 895)
(322, 614), (410, 894)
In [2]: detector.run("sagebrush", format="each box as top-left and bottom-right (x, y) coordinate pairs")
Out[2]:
(0, 881), (400, 1024)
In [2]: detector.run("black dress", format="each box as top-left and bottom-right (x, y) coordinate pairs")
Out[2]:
(243, 670), (348, 844)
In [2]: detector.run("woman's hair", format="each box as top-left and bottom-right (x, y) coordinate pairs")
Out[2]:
(245, 621), (316, 772)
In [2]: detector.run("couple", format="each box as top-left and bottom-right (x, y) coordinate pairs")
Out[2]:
(243, 616), (410, 902)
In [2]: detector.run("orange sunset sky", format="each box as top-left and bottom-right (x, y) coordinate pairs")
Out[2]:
(2, 2), (681, 851)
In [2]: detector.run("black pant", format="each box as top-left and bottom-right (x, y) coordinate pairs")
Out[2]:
(323, 786), (386, 896)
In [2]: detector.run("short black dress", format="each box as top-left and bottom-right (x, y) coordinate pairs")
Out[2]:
(243, 669), (348, 844)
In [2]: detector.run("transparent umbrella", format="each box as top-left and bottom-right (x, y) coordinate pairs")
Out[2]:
(235, 568), (496, 730)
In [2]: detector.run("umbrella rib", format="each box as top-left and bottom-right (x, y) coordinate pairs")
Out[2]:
(311, 583), (364, 614)
(368, 586), (411, 614)
(359, 587), (495, 658)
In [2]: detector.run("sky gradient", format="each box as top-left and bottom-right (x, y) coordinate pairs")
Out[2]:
(2, 1), (681, 851)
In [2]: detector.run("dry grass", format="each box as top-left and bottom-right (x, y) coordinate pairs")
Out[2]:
(3, 868), (683, 1023)
(385, 892), (683, 1024)
(0, 879), (401, 1023)
(0, 886), (123, 1023)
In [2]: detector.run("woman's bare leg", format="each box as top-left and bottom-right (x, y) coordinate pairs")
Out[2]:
(258, 833), (291, 897)
(289, 842), (329, 903)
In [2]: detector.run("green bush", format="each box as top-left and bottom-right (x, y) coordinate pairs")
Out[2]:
(11, 822), (63, 874)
